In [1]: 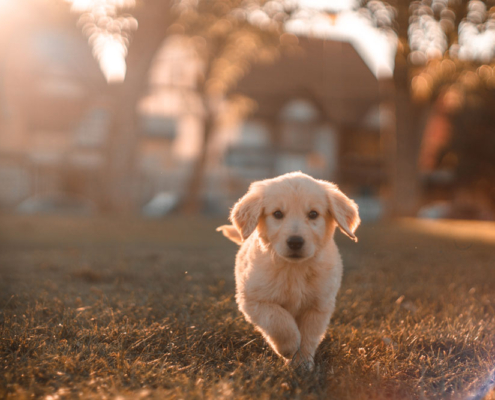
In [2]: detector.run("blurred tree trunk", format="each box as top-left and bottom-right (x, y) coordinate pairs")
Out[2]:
(180, 112), (214, 214)
(388, 2), (425, 217)
(102, 1), (173, 214)
(178, 35), (226, 215)
(102, 83), (141, 214)
(391, 62), (427, 217)
(386, 0), (471, 217)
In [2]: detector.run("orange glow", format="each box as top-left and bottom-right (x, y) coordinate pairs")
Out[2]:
(68, 0), (136, 13)
(92, 34), (127, 83)
(0, 0), (16, 12)
(400, 218), (495, 245)
(65, 0), (137, 83)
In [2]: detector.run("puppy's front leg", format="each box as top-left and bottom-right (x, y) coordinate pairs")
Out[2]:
(241, 301), (301, 360)
(294, 307), (333, 369)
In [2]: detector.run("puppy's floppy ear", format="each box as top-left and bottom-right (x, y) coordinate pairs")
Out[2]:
(230, 182), (263, 241)
(322, 182), (360, 242)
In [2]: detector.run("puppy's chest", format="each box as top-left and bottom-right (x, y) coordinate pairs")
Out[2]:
(266, 267), (324, 314)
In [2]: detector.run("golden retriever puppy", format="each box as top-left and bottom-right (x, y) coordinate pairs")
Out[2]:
(217, 172), (360, 370)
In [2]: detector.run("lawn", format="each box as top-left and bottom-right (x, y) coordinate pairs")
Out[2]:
(1, 215), (494, 399)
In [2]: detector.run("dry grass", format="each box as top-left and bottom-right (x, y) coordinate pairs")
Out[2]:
(1, 215), (495, 399)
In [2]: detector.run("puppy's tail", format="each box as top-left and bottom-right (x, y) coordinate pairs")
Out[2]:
(216, 225), (243, 245)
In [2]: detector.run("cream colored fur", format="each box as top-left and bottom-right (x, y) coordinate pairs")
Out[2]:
(217, 172), (360, 370)
(216, 225), (243, 245)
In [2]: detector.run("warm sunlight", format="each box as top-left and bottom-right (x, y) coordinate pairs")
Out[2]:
(2, 1), (495, 399)
(298, 0), (357, 12)
(285, 7), (396, 78)
(0, 0), (15, 12)
(92, 34), (127, 83)
(65, 0), (136, 82)
(68, 0), (135, 13)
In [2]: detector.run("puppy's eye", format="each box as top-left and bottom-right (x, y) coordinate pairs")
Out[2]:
(308, 211), (319, 220)
(273, 210), (284, 219)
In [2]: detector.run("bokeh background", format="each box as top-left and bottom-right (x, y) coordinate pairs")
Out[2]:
(1, 0), (495, 221)
(2, 2), (495, 399)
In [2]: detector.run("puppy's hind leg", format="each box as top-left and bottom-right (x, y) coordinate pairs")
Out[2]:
(241, 301), (301, 361)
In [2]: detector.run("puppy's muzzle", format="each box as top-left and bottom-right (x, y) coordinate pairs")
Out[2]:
(287, 236), (305, 251)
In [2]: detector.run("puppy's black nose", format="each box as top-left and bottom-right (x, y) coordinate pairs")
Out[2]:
(287, 236), (304, 250)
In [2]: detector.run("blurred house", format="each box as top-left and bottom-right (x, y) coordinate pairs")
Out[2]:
(138, 35), (389, 216)
(137, 36), (205, 212)
(0, 2), (109, 213)
(225, 37), (386, 193)
(0, 5), (390, 217)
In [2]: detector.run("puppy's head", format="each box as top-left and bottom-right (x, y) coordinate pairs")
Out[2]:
(230, 172), (360, 262)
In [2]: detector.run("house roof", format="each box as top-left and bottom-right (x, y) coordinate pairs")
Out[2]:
(234, 37), (387, 127)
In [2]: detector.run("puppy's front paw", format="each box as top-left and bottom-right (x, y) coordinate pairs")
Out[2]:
(266, 326), (301, 360)
(289, 349), (315, 372)
(275, 340), (301, 360)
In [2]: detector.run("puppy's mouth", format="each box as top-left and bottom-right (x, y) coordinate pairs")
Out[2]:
(283, 253), (310, 262)
(287, 253), (304, 259)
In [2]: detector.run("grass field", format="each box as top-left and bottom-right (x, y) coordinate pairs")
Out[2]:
(1, 215), (495, 399)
